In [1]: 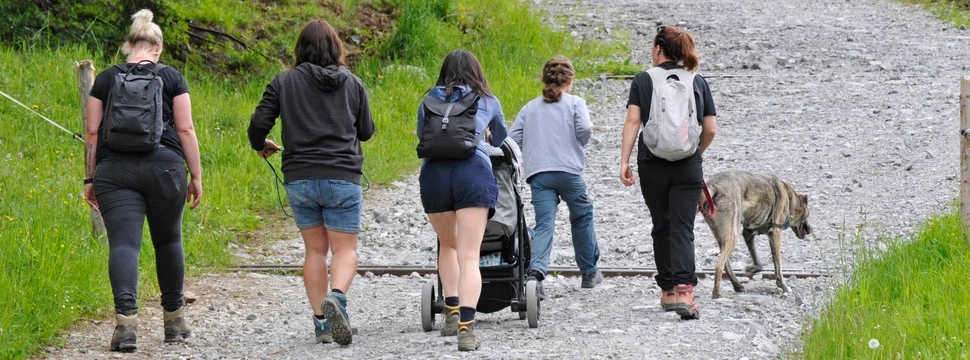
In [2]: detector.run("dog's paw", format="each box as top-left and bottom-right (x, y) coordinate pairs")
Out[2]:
(711, 291), (723, 299)
(732, 284), (745, 293)
(773, 287), (787, 295)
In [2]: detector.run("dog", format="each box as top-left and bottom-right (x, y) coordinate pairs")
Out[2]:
(698, 171), (812, 299)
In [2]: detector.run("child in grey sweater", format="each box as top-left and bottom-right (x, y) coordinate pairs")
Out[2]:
(509, 57), (603, 295)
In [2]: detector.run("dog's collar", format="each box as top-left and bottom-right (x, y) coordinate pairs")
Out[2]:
(772, 215), (791, 230)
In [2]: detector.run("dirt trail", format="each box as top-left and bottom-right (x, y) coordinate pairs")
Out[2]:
(48, 0), (967, 358)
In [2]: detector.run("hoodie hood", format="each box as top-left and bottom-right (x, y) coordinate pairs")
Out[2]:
(428, 85), (473, 102)
(295, 63), (349, 92)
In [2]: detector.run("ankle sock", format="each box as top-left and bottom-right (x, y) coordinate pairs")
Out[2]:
(330, 289), (344, 295)
(445, 297), (459, 307)
(314, 314), (326, 320)
(458, 306), (476, 322)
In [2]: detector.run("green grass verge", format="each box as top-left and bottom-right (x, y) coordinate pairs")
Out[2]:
(0, 0), (627, 357)
(903, 0), (970, 26)
(799, 210), (970, 358)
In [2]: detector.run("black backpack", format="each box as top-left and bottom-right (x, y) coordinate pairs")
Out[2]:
(416, 91), (482, 159)
(103, 61), (168, 152)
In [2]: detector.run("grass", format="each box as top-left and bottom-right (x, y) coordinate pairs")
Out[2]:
(0, 0), (627, 357)
(799, 210), (970, 359)
(903, 0), (970, 26)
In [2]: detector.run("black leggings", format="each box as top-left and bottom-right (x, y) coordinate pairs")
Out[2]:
(638, 151), (703, 290)
(94, 146), (187, 315)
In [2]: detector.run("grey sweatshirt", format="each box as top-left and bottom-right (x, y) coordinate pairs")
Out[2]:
(509, 92), (592, 180)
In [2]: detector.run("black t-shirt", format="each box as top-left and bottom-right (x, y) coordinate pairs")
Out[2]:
(627, 61), (716, 162)
(90, 63), (190, 161)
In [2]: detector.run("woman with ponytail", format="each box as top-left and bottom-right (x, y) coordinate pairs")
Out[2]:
(84, 9), (202, 352)
(619, 26), (717, 320)
(509, 56), (603, 296)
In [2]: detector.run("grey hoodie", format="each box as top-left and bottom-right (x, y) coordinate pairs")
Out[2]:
(509, 92), (592, 180)
(249, 63), (375, 184)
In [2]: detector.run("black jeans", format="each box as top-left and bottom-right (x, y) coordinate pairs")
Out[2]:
(638, 151), (703, 290)
(94, 146), (187, 315)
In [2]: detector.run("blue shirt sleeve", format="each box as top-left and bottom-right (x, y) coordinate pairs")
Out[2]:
(416, 102), (425, 138)
(488, 97), (508, 147)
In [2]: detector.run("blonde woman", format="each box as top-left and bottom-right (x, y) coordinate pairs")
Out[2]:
(84, 9), (203, 352)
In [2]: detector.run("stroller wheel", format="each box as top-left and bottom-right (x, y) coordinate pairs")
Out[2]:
(518, 311), (526, 320)
(526, 279), (540, 328)
(421, 282), (435, 332)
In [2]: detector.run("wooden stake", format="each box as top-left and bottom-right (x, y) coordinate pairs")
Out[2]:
(75, 60), (106, 240)
(961, 76), (970, 243)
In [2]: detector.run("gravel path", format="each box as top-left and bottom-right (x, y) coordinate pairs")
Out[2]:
(49, 0), (966, 358)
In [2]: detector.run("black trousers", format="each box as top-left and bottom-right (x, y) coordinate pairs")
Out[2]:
(638, 151), (703, 290)
(94, 146), (187, 315)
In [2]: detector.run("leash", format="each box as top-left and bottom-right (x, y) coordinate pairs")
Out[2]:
(263, 156), (293, 218)
(262, 150), (371, 219)
(698, 181), (715, 218)
(0, 89), (83, 142)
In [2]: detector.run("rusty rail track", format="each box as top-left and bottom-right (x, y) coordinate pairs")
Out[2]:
(232, 264), (833, 279)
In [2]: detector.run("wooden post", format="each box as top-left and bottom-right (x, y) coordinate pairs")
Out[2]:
(962, 76), (970, 243)
(75, 60), (106, 240)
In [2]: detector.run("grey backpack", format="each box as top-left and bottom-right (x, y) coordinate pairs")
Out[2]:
(416, 91), (483, 159)
(642, 66), (701, 161)
(103, 61), (167, 152)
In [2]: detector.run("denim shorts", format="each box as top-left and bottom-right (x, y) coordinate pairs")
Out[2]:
(419, 156), (498, 215)
(284, 179), (362, 233)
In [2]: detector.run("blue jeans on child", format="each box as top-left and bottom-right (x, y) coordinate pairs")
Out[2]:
(528, 171), (600, 277)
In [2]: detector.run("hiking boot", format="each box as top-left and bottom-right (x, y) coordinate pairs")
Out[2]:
(163, 307), (191, 342)
(440, 304), (460, 336)
(660, 289), (677, 312)
(581, 270), (604, 289)
(671, 284), (701, 320)
(313, 316), (333, 343)
(109, 314), (137, 352)
(321, 293), (353, 345)
(457, 319), (480, 352)
(528, 271), (547, 300)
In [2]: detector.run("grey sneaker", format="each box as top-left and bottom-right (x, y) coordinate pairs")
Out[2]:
(313, 316), (333, 343)
(440, 304), (460, 336)
(109, 314), (137, 352)
(527, 271), (547, 300)
(581, 270), (604, 288)
(321, 293), (353, 345)
(163, 308), (191, 342)
(457, 319), (480, 351)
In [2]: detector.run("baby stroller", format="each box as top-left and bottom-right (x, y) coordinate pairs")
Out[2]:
(420, 138), (541, 330)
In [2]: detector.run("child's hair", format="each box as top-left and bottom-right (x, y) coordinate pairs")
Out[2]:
(541, 56), (575, 103)
(654, 26), (699, 71)
(294, 20), (346, 68)
(122, 9), (163, 60)
(434, 49), (493, 98)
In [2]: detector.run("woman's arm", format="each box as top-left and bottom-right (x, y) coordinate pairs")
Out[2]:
(173, 93), (203, 210)
(574, 99), (593, 147)
(487, 98), (508, 146)
(83, 97), (102, 211)
(619, 105), (641, 186)
(699, 115), (716, 154)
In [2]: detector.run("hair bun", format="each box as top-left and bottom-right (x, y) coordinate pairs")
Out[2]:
(131, 9), (153, 24)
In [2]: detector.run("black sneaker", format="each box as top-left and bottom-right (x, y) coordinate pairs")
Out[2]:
(527, 271), (546, 300)
(581, 270), (604, 289)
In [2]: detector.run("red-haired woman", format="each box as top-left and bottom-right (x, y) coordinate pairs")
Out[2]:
(619, 26), (717, 320)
